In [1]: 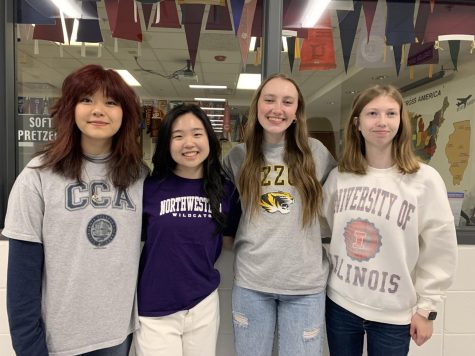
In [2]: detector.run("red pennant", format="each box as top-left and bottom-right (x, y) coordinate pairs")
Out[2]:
(237, 0), (257, 68)
(104, 0), (119, 33)
(33, 17), (74, 44)
(251, 0), (262, 37)
(141, 3), (154, 29)
(181, 4), (205, 69)
(424, 3), (475, 43)
(283, 0), (308, 28)
(113, 0), (142, 42)
(362, 1), (378, 42)
(206, 2), (233, 31)
(151, 0), (181, 28)
(300, 12), (336, 72)
(33, 19), (64, 43)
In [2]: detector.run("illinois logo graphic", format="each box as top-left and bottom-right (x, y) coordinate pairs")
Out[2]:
(343, 218), (382, 261)
(259, 191), (294, 214)
(86, 214), (117, 247)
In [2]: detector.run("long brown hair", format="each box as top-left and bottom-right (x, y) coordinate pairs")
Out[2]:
(339, 84), (420, 175)
(238, 73), (322, 227)
(36, 64), (144, 189)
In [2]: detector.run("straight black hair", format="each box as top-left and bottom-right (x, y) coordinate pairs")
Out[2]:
(151, 104), (227, 232)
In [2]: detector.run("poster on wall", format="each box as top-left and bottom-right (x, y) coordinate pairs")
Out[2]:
(404, 77), (474, 225)
(17, 96), (57, 148)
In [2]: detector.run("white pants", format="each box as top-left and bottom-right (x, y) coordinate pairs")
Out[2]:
(134, 289), (220, 356)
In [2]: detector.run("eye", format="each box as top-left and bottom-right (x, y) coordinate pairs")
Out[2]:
(264, 98), (274, 103)
(172, 134), (182, 140)
(194, 132), (203, 137)
(367, 111), (378, 117)
(284, 100), (294, 105)
(106, 98), (119, 106)
(79, 97), (92, 103)
(387, 111), (398, 117)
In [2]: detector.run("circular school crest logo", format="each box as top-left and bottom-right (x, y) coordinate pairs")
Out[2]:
(86, 214), (117, 247)
(343, 218), (382, 262)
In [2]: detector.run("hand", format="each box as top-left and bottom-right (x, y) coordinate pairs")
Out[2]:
(410, 313), (433, 346)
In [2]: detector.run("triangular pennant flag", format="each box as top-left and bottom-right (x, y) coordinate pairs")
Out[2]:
(283, 0), (308, 28)
(151, 0), (181, 28)
(112, 0), (143, 42)
(251, 0), (263, 37)
(287, 37), (296, 72)
(361, 0), (378, 42)
(230, 0), (245, 34)
(449, 40), (460, 71)
(393, 44), (403, 76)
(237, 0), (257, 69)
(356, 0), (393, 69)
(178, 0), (225, 4)
(17, 0), (55, 24)
(181, 4), (205, 69)
(77, 1), (103, 43)
(33, 18), (64, 43)
(386, 0), (416, 46)
(141, 3), (154, 29)
(104, 0), (119, 33)
(407, 0), (437, 66)
(25, 0), (57, 18)
(424, 3), (475, 43)
(206, 2), (233, 31)
(337, 1), (362, 72)
(300, 12), (336, 71)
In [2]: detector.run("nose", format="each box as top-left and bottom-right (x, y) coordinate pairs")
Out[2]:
(271, 101), (284, 114)
(183, 135), (195, 147)
(92, 105), (104, 117)
(376, 115), (388, 126)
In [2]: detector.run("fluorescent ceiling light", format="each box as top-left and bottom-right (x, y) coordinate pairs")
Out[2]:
(302, 0), (331, 28)
(237, 73), (261, 90)
(114, 70), (141, 87)
(189, 84), (227, 89)
(208, 114), (224, 117)
(50, 0), (82, 18)
(201, 107), (225, 111)
(249, 36), (257, 51)
(195, 98), (227, 102)
(210, 119), (223, 122)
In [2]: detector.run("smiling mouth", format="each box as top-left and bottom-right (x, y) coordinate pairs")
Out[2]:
(88, 121), (108, 126)
(183, 151), (199, 157)
(266, 116), (286, 122)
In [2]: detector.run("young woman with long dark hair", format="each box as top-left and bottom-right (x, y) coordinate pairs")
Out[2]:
(134, 104), (240, 356)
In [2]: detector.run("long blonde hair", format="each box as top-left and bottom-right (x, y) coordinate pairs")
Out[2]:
(238, 74), (323, 227)
(339, 84), (420, 174)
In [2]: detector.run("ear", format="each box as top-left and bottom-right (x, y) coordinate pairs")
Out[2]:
(353, 116), (360, 130)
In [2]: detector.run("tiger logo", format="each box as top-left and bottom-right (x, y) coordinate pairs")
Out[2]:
(259, 191), (295, 214)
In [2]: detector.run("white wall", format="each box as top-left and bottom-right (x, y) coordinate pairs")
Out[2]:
(1, 240), (474, 355)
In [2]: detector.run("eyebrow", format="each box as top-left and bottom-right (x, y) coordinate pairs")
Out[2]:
(262, 94), (295, 100)
(172, 127), (205, 133)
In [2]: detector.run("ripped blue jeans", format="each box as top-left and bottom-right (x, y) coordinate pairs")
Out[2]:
(232, 285), (325, 356)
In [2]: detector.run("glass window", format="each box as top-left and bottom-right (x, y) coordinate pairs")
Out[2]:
(14, 0), (475, 226)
